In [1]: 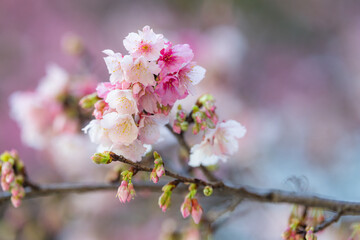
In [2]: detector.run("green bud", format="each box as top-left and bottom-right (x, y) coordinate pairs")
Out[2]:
(153, 151), (162, 163)
(162, 183), (175, 192)
(203, 186), (213, 196)
(177, 104), (182, 111)
(91, 152), (112, 164)
(79, 93), (100, 109)
(192, 105), (200, 113)
(198, 94), (214, 105)
(0, 152), (12, 162)
(180, 121), (188, 131)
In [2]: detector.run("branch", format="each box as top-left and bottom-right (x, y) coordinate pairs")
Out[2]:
(314, 211), (343, 233)
(0, 182), (164, 205)
(109, 152), (360, 216)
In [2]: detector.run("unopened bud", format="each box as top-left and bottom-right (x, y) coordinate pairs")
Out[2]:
(180, 121), (188, 131)
(203, 186), (213, 196)
(79, 93), (100, 109)
(91, 152), (112, 164)
(198, 94), (214, 106)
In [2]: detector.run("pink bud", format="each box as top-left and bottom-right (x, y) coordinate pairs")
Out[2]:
(172, 122), (181, 134)
(191, 199), (203, 224)
(180, 197), (192, 218)
(117, 181), (129, 203)
(127, 183), (136, 202)
(1, 162), (12, 175)
(156, 165), (165, 178)
(195, 115), (202, 123)
(5, 173), (14, 184)
(179, 111), (186, 120)
(150, 171), (159, 183)
(11, 196), (21, 208)
(1, 180), (9, 191)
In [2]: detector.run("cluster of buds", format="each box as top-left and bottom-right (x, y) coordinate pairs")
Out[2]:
(282, 206), (322, 240)
(117, 170), (136, 203)
(191, 94), (218, 135)
(180, 184), (203, 224)
(307, 208), (324, 228)
(150, 152), (165, 183)
(0, 150), (26, 208)
(172, 105), (188, 134)
(305, 227), (317, 240)
(159, 181), (178, 212)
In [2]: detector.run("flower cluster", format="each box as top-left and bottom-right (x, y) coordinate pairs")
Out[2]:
(0, 150), (26, 208)
(180, 184), (203, 224)
(82, 25), (206, 161)
(10, 64), (96, 150)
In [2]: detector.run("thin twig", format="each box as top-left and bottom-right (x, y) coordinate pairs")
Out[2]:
(314, 211), (343, 233)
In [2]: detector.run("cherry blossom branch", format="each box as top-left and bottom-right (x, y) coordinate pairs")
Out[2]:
(109, 152), (360, 216)
(0, 182), (164, 205)
(313, 210), (343, 233)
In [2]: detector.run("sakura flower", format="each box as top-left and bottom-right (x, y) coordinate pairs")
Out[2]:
(122, 55), (160, 86)
(110, 140), (147, 162)
(189, 120), (246, 167)
(178, 62), (206, 94)
(138, 86), (159, 113)
(155, 75), (187, 106)
(101, 112), (139, 145)
(138, 114), (169, 145)
(82, 119), (112, 147)
(37, 64), (69, 98)
(158, 43), (194, 76)
(105, 89), (138, 115)
(103, 49), (125, 84)
(123, 25), (165, 61)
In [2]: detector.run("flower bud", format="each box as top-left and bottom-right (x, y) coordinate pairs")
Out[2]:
(180, 121), (188, 131)
(180, 197), (192, 218)
(191, 199), (203, 224)
(158, 191), (172, 212)
(198, 94), (214, 106)
(150, 171), (159, 183)
(91, 152), (112, 164)
(127, 183), (136, 202)
(153, 151), (162, 162)
(79, 93), (100, 109)
(117, 180), (129, 203)
(203, 186), (213, 196)
(156, 164), (165, 178)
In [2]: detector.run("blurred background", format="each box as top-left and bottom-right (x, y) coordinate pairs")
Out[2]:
(1, 0), (360, 239)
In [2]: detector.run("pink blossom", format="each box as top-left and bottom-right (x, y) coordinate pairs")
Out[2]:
(122, 55), (160, 86)
(155, 75), (188, 106)
(158, 43), (194, 76)
(103, 49), (125, 84)
(178, 62), (206, 95)
(109, 140), (147, 162)
(82, 119), (112, 147)
(100, 112), (139, 145)
(191, 199), (203, 224)
(138, 114), (169, 145)
(105, 89), (138, 115)
(117, 180), (129, 203)
(36, 64), (69, 99)
(189, 120), (246, 167)
(123, 25), (165, 61)
(138, 86), (159, 113)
